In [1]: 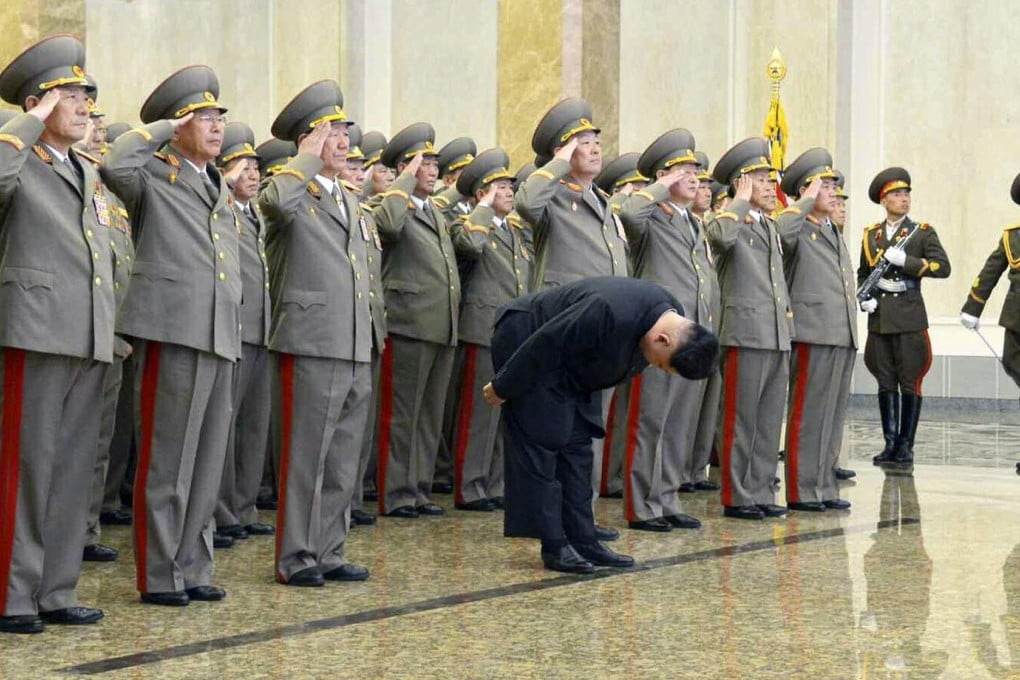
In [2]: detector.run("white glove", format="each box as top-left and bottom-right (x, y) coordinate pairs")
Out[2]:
(882, 246), (907, 267)
(960, 313), (980, 330)
(860, 298), (878, 314)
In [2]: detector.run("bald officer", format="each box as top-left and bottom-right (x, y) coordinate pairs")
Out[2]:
(101, 65), (241, 606)
(0, 36), (115, 634)
(260, 81), (373, 586)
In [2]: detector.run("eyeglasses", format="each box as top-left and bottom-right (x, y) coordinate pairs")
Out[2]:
(195, 113), (226, 125)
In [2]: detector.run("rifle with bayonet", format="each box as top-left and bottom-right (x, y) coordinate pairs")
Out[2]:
(855, 224), (922, 302)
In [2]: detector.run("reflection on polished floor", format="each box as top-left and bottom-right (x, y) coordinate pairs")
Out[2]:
(5, 404), (1020, 679)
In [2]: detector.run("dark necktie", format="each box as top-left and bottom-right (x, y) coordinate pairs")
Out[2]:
(62, 155), (82, 191)
(199, 169), (217, 202)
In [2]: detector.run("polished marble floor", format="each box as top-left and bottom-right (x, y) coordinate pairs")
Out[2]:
(5, 404), (1020, 679)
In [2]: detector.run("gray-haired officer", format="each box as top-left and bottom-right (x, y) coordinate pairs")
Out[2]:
(707, 138), (799, 520)
(858, 168), (950, 468)
(776, 148), (856, 512)
(0, 35), (115, 633)
(101, 65), (240, 606)
(260, 80), (373, 586)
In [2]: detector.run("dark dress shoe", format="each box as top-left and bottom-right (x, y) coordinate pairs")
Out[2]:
(141, 591), (190, 607)
(789, 501), (827, 512)
(455, 498), (496, 512)
(323, 564), (370, 581)
(430, 481), (453, 494)
(629, 517), (672, 532)
(384, 505), (419, 519)
(541, 545), (595, 574)
(678, 483), (696, 493)
(186, 585), (226, 601)
(99, 509), (132, 526)
(218, 524), (249, 539)
(573, 541), (635, 568)
(416, 503), (444, 516)
(595, 525), (619, 542)
(693, 480), (721, 491)
(490, 496), (504, 509)
(83, 543), (119, 562)
(283, 567), (324, 587)
(823, 498), (852, 510)
(244, 522), (276, 535)
(350, 509), (377, 526)
(834, 467), (857, 480)
(601, 489), (623, 499)
(39, 606), (104, 625)
(213, 532), (235, 549)
(724, 505), (765, 520)
(255, 496), (278, 510)
(757, 504), (789, 517)
(0, 614), (43, 634)
(664, 513), (702, 529)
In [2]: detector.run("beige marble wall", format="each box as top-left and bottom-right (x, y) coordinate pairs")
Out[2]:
(581, 0), (620, 159)
(0, 0), (85, 109)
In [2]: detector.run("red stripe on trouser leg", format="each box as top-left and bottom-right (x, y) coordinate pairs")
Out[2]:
(133, 341), (162, 592)
(623, 375), (642, 522)
(0, 349), (25, 613)
(914, 330), (933, 395)
(453, 344), (478, 505)
(375, 339), (395, 514)
(786, 343), (811, 504)
(600, 392), (617, 495)
(720, 348), (739, 507)
(274, 353), (295, 583)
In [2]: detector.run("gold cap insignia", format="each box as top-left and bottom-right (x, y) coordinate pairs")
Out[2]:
(203, 91), (216, 102)
(423, 141), (436, 153)
(72, 65), (85, 78)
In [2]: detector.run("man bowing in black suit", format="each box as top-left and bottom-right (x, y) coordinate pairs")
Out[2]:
(482, 277), (718, 573)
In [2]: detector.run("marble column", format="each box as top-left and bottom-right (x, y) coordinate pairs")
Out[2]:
(580, 0), (620, 159)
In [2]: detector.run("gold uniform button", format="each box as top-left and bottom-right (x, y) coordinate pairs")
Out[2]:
(125, 255), (131, 262)
(608, 243), (614, 249)
(218, 252), (226, 260)
(264, 282), (270, 289)
(114, 281), (120, 290)
(86, 229), (94, 238)
(212, 214), (219, 221)
(213, 233), (221, 241)
(369, 274), (375, 281)
(357, 292), (362, 299)
(351, 254), (357, 262)
(93, 251), (100, 260)
(356, 273), (361, 280)
(449, 285), (455, 291)
(94, 276), (102, 286)
(369, 291), (375, 298)
(218, 272), (227, 281)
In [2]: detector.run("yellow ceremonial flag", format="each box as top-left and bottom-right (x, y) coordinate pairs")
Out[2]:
(763, 48), (789, 206)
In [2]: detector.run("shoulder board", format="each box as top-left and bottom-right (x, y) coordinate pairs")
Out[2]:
(432, 194), (450, 208)
(1004, 223), (1020, 232)
(659, 202), (674, 217)
(864, 222), (882, 232)
(340, 179), (362, 195)
(610, 202), (621, 214)
(507, 215), (523, 230)
(917, 222), (930, 230)
(153, 151), (182, 168)
(32, 145), (53, 163)
(307, 181), (321, 196)
(559, 179), (583, 192)
(74, 149), (101, 167)
(777, 206), (802, 216)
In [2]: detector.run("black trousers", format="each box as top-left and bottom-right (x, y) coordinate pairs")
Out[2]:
(492, 311), (599, 544)
(863, 330), (932, 395)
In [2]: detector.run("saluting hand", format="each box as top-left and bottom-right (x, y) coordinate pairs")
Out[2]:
(482, 382), (505, 406)
(553, 137), (579, 163)
(298, 120), (330, 158)
(222, 159), (247, 190)
(403, 150), (424, 178)
(733, 174), (752, 202)
(27, 89), (62, 122)
(478, 183), (498, 208)
(168, 112), (195, 130)
(802, 177), (822, 200)
(655, 167), (688, 190)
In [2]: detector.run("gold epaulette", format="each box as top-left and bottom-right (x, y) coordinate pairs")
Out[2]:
(560, 179), (583, 192)
(659, 202), (674, 217)
(507, 215), (524, 230)
(715, 211), (739, 221)
(340, 179), (362, 195)
(1004, 222), (1020, 231)
(32, 145), (52, 163)
(917, 222), (931, 230)
(610, 202), (621, 214)
(432, 194), (450, 208)
(464, 221), (489, 234)
(864, 222), (882, 232)
(75, 149), (102, 167)
(0, 133), (24, 151)
(777, 206), (801, 216)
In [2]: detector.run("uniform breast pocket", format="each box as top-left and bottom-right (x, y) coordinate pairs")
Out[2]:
(1, 266), (55, 292)
(281, 290), (327, 310)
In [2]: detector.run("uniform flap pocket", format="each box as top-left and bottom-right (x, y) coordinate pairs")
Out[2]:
(724, 296), (756, 310)
(132, 261), (181, 281)
(1, 266), (54, 290)
(464, 294), (501, 307)
(384, 279), (420, 294)
(542, 269), (573, 287)
(792, 293), (825, 305)
(282, 290), (327, 309)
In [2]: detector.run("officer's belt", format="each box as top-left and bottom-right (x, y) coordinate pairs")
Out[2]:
(876, 278), (919, 293)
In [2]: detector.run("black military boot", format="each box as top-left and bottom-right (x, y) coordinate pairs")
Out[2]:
(890, 394), (922, 465)
(871, 391), (900, 465)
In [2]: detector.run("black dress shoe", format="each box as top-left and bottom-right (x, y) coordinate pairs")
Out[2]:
(789, 501), (827, 512)
(186, 585), (226, 601)
(573, 541), (635, 568)
(693, 480), (721, 491)
(541, 545), (595, 574)
(430, 481), (453, 494)
(283, 567), (324, 587)
(83, 543), (119, 562)
(455, 498), (497, 512)
(757, 504), (789, 517)
(39, 606), (104, 625)
(628, 518), (672, 532)
(213, 532), (235, 549)
(350, 509), (377, 526)
(664, 513), (702, 529)
(384, 505), (419, 519)
(601, 489), (623, 499)
(244, 522), (276, 535)
(416, 503), (444, 516)
(823, 498), (852, 510)
(218, 524), (249, 539)
(678, 483), (696, 493)
(724, 505), (765, 520)
(99, 509), (132, 526)
(255, 496), (278, 510)
(323, 564), (370, 581)
(0, 614), (43, 634)
(834, 467), (857, 480)
(141, 591), (190, 607)
(595, 525), (619, 541)
(490, 496), (504, 509)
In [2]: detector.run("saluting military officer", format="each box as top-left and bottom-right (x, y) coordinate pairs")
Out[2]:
(515, 98), (629, 541)
(433, 136), (476, 220)
(101, 65), (241, 606)
(960, 172), (1020, 401)
(212, 122), (274, 541)
(710, 181), (730, 214)
(360, 130), (391, 199)
(618, 129), (716, 531)
(858, 168), (950, 468)
(0, 36), (116, 634)
(256, 138), (297, 183)
(259, 80), (373, 586)
(691, 151), (713, 222)
(373, 123), (462, 518)
(828, 169), (857, 482)
(707, 137), (799, 520)
(775, 148), (856, 512)
(446, 149), (532, 511)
